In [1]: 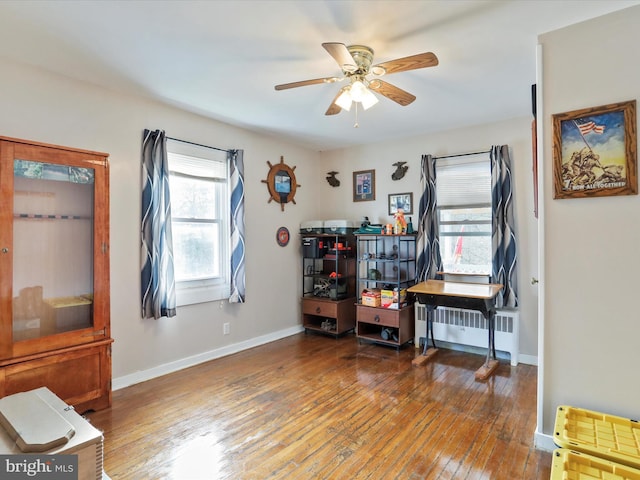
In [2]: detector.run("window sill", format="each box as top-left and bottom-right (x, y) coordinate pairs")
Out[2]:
(176, 283), (229, 306)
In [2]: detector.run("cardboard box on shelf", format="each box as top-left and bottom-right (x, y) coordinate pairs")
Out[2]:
(361, 289), (381, 307)
(381, 288), (407, 309)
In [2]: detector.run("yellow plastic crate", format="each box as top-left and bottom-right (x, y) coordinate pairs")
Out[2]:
(554, 405), (640, 469)
(551, 449), (640, 480)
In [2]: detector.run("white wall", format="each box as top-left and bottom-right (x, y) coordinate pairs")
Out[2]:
(318, 117), (540, 360)
(0, 60), (323, 386)
(539, 5), (640, 435)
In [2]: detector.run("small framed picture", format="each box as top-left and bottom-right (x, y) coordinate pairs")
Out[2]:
(388, 192), (413, 215)
(353, 169), (375, 202)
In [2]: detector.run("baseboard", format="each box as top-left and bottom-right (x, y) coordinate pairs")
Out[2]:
(518, 353), (538, 366)
(534, 430), (556, 452)
(113, 325), (305, 391)
(417, 340), (538, 366)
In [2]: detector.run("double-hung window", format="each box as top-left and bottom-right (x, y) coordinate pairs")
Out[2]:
(167, 139), (230, 305)
(437, 155), (492, 275)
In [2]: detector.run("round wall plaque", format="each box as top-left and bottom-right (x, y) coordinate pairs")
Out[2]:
(276, 226), (290, 247)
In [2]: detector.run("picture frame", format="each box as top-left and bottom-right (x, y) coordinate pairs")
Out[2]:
(388, 192), (413, 215)
(353, 169), (375, 202)
(552, 100), (637, 199)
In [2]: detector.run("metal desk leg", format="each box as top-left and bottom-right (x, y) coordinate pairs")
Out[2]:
(475, 310), (499, 380)
(413, 306), (439, 366)
(489, 311), (496, 359)
(421, 306), (437, 355)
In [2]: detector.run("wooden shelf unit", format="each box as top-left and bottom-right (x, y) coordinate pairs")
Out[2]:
(301, 232), (356, 336)
(355, 234), (417, 348)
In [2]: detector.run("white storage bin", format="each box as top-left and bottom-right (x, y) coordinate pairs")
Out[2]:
(323, 219), (358, 234)
(299, 220), (323, 234)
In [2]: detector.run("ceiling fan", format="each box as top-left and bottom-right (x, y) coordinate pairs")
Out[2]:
(275, 42), (439, 116)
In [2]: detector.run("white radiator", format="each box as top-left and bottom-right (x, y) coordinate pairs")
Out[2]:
(414, 303), (519, 366)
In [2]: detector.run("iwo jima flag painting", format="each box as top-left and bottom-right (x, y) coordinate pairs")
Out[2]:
(552, 100), (637, 199)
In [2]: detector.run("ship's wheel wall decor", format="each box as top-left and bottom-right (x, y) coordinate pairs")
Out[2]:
(262, 156), (300, 211)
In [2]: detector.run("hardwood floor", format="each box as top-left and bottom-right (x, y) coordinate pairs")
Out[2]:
(87, 333), (552, 479)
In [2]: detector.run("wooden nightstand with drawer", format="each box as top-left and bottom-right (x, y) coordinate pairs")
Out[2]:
(355, 304), (414, 348)
(302, 297), (356, 336)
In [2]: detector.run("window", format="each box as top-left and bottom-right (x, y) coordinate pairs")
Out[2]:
(167, 139), (230, 305)
(437, 155), (492, 275)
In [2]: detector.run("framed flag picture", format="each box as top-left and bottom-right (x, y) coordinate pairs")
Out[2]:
(552, 100), (637, 199)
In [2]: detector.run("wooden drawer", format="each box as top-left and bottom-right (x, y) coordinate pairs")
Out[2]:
(302, 298), (339, 318)
(356, 305), (400, 328)
(356, 304), (415, 347)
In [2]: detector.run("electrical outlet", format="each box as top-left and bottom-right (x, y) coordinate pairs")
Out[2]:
(223, 323), (230, 335)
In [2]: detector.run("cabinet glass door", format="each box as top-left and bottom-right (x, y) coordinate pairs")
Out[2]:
(12, 159), (95, 341)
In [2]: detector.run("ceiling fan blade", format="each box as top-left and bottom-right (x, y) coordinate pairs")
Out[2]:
(371, 52), (438, 76)
(368, 80), (416, 106)
(275, 77), (340, 91)
(325, 92), (343, 116)
(322, 42), (357, 72)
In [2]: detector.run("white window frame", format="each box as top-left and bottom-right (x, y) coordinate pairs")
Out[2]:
(167, 139), (230, 306)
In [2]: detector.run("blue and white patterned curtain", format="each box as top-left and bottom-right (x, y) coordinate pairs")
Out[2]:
(229, 149), (246, 303)
(141, 129), (177, 319)
(491, 145), (518, 308)
(417, 154), (443, 281)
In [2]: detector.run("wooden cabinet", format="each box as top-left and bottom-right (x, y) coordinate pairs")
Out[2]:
(0, 136), (112, 413)
(355, 234), (416, 348)
(301, 233), (356, 336)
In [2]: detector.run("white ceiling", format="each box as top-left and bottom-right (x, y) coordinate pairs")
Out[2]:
(0, 0), (638, 151)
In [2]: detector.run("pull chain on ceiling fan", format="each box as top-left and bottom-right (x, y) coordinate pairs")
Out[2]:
(275, 42), (438, 121)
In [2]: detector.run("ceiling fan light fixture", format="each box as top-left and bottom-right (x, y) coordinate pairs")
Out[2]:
(335, 88), (353, 111)
(349, 80), (368, 102)
(349, 80), (378, 110)
(335, 81), (379, 112)
(360, 89), (379, 110)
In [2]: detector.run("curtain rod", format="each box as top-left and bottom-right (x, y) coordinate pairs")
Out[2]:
(432, 149), (491, 160)
(166, 136), (230, 153)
